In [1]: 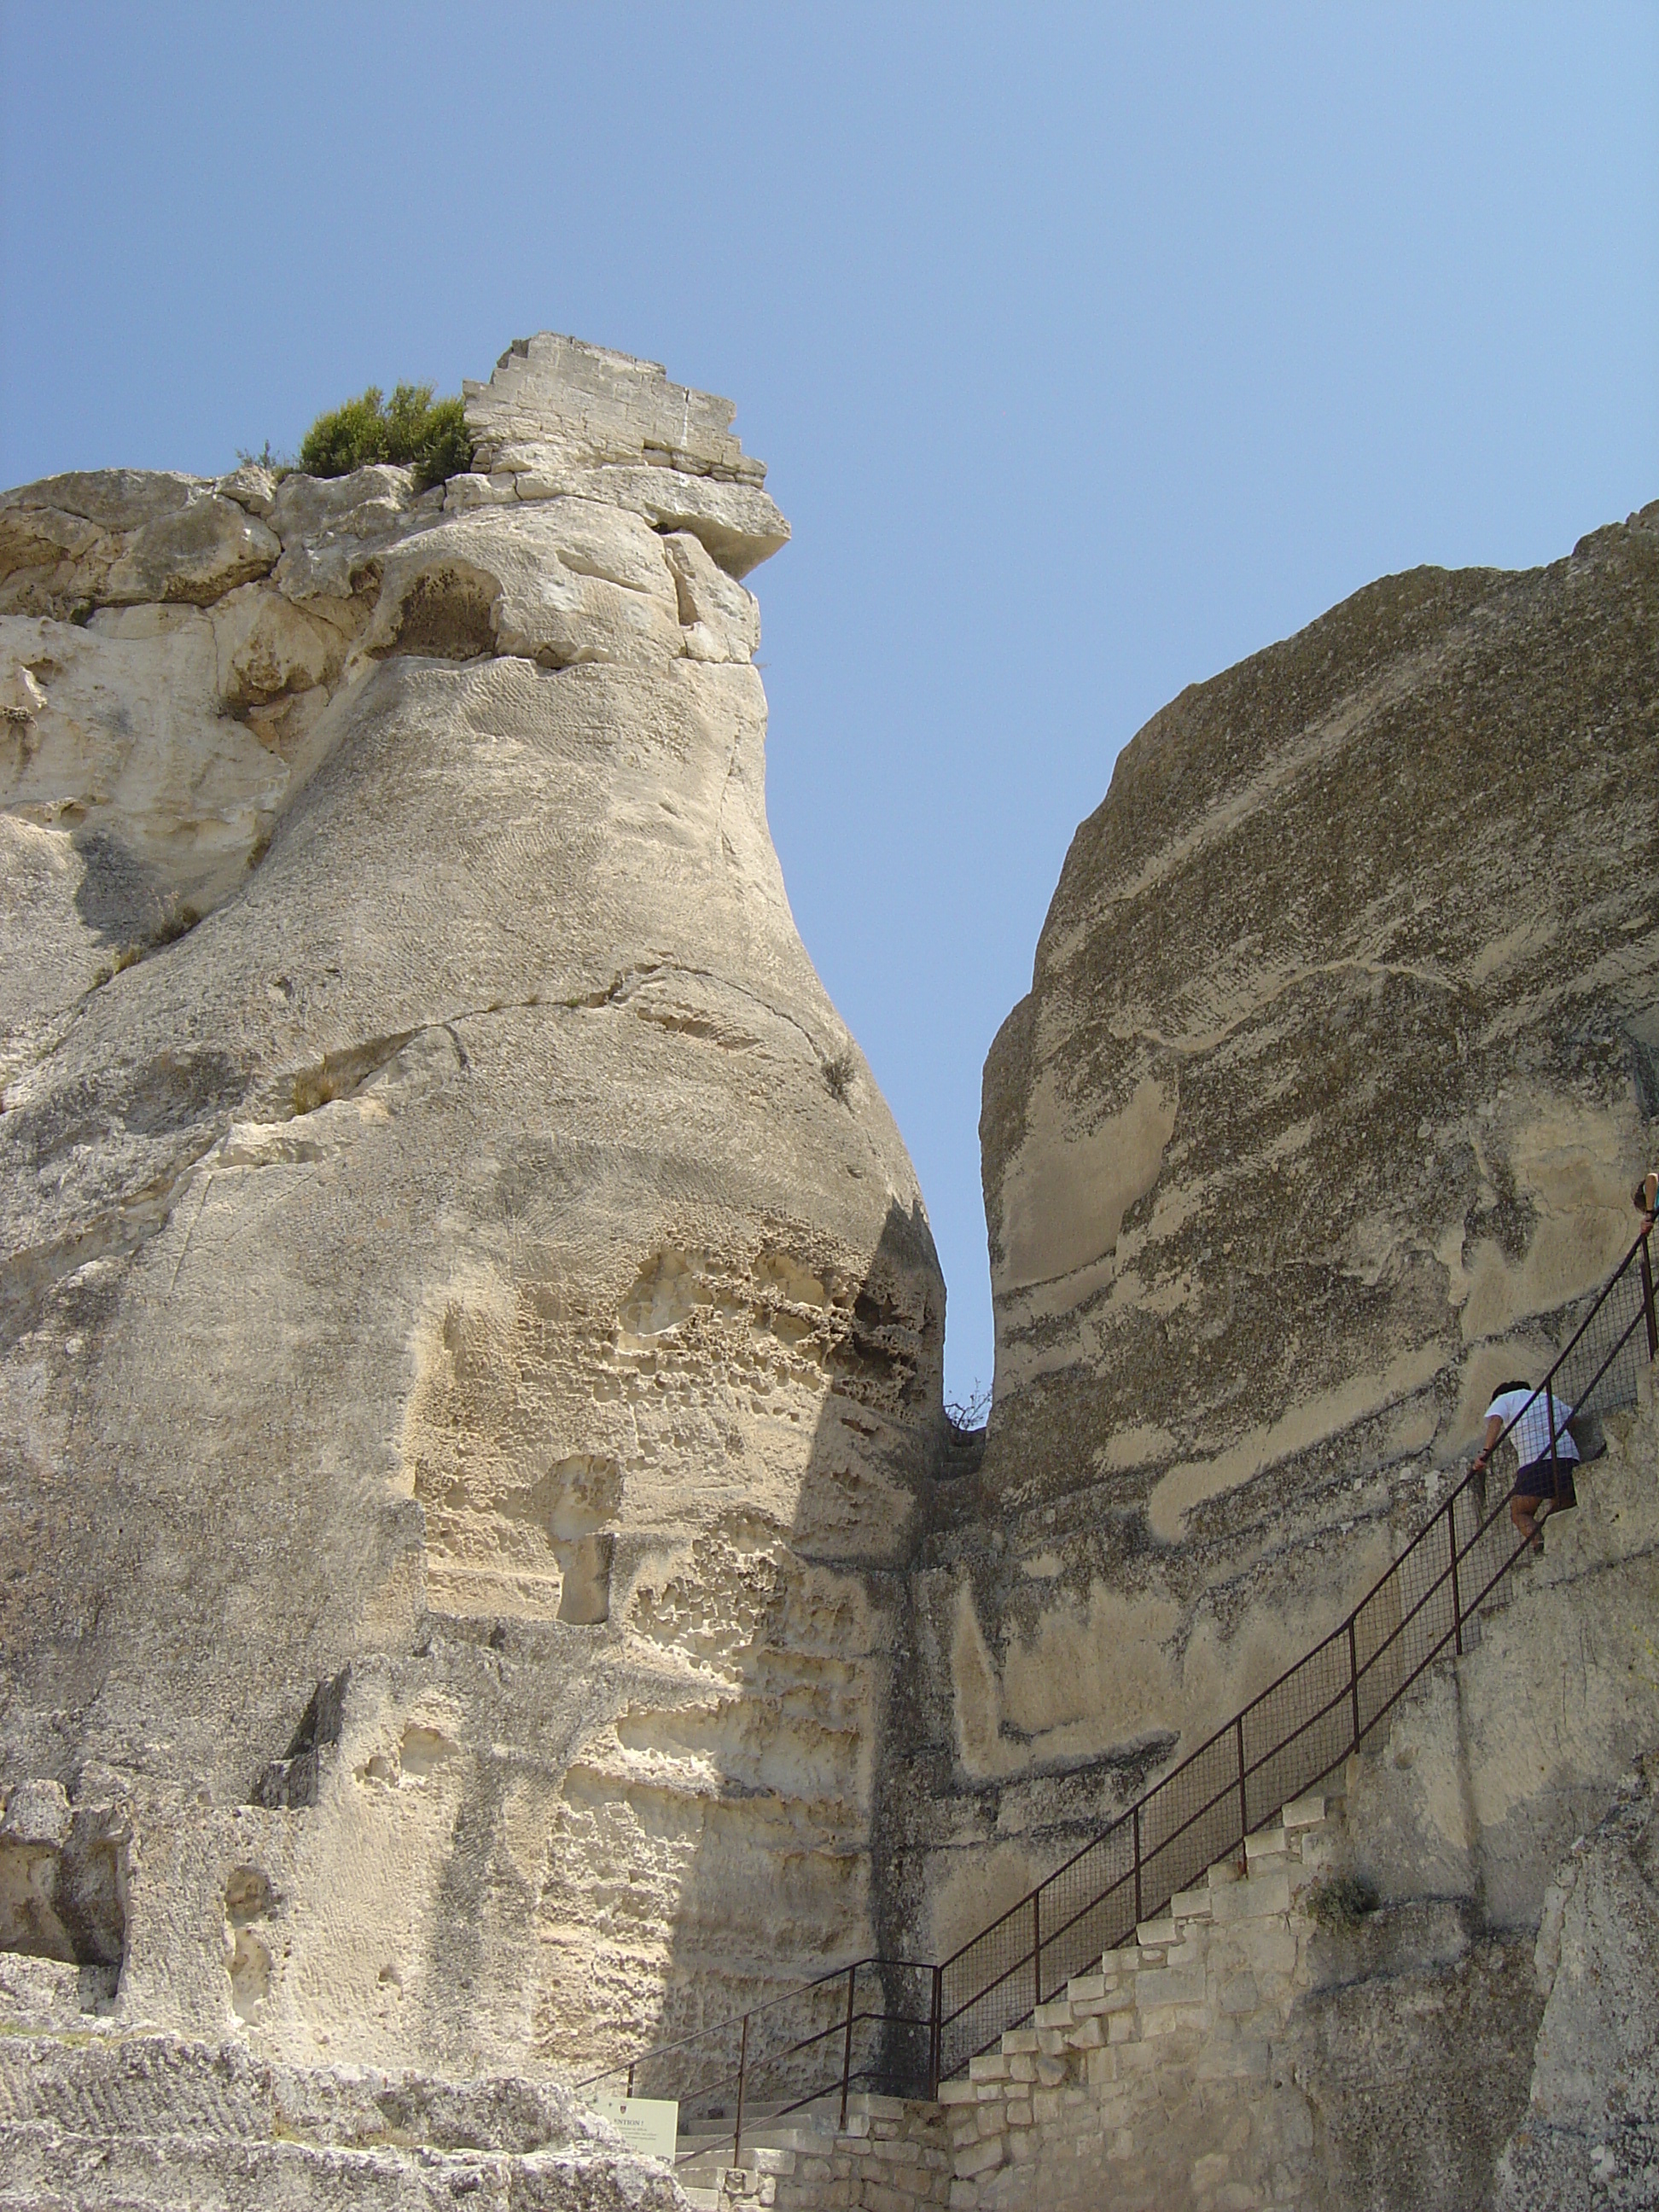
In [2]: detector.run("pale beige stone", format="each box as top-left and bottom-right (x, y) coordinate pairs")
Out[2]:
(906, 509), (1659, 1924)
(0, 338), (944, 2106)
(360, 498), (683, 669)
(465, 333), (762, 485)
(103, 492), (279, 606)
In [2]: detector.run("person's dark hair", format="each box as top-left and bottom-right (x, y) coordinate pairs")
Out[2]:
(1490, 1378), (1531, 1402)
(1637, 1178), (1656, 1211)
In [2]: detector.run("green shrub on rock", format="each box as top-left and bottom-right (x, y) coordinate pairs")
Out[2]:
(295, 382), (472, 491)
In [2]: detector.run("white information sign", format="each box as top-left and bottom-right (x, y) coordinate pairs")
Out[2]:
(591, 2095), (679, 2165)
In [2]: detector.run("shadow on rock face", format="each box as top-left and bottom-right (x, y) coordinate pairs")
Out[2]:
(614, 1195), (945, 2115)
(72, 827), (167, 947)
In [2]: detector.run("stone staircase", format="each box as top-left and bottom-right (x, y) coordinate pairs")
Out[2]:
(938, 1794), (1335, 2209)
(679, 1794), (1339, 2212)
(672, 2093), (952, 2211)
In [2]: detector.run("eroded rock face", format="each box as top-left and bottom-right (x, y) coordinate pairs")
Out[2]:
(0, 2022), (694, 2209)
(1497, 1755), (1659, 2209)
(0, 337), (943, 2082)
(893, 513), (1659, 1956)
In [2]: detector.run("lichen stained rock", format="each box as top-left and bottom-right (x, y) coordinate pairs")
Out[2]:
(0, 337), (944, 2086)
(898, 510), (1659, 1955)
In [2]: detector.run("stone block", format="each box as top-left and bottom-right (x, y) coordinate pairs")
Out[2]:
(1085, 2048), (1119, 2087)
(1102, 1946), (1144, 1973)
(1134, 1965), (1205, 2007)
(1225, 1921), (1297, 1975)
(1195, 2037), (1270, 2081)
(1033, 2000), (1074, 2029)
(1066, 1973), (1106, 2003)
(1244, 1827), (1288, 1860)
(1108, 2011), (1136, 2043)
(1219, 1970), (1260, 2013)
(1037, 2029), (1068, 2057)
(1191, 2152), (1231, 2190)
(937, 2081), (977, 2107)
(1208, 1858), (1243, 1886)
(1135, 1917), (1177, 1947)
(1000, 2028), (1039, 2054)
(1210, 1871), (1290, 1923)
(1004, 2099), (1033, 2128)
(1034, 2056), (1068, 2087)
(1065, 2017), (1103, 2049)
(954, 2137), (1004, 2180)
(1140, 2002), (1214, 2038)
(1171, 1887), (1214, 1919)
(1283, 1793), (1325, 1830)
(968, 2055), (1008, 2083)
(1006, 2055), (1037, 2084)
(862, 2184), (911, 2212)
(975, 2105), (1004, 2138)
(949, 2186), (980, 2210)
(752, 2150), (796, 2174)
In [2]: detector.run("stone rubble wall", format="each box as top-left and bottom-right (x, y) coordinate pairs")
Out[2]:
(940, 1797), (1330, 2212)
(707, 2098), (953, 2212)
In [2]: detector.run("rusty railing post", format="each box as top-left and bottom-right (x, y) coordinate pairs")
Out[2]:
(928, 1965), (943, 2100)
(1132, 1803), (1143, 1927)
(1032, 1889), (1042, 2011)
(840, 1964), (857, 2129)
(1348, 1617), (1361, 1753)
(626, 2061), (634, 2098)
(1642, 1233), (1657, 1361)
(1448, 1499), (1463, 1657)
(734, 2011), (748, 2171)
(1235, 1714), (1249, 1845)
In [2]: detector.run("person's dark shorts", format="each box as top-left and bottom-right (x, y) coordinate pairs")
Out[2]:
(1513, 1457), (1578, 1509)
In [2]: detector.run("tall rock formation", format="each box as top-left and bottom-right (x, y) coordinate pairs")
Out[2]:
(895, 510), (1659, 1959)
(0, 337), (944, 2081)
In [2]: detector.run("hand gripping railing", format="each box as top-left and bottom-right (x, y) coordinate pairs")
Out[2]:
(583, 1225), (1658, 2157)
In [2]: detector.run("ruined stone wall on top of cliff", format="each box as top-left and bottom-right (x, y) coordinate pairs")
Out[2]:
(0, 335), (945, 2081)
(893, 508), (1659, 1964)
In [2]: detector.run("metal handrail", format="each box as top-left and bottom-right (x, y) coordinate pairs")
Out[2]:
(586, 1225), (1656, 2155)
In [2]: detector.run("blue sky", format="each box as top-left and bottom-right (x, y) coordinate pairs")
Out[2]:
(3, 3), (1654, 1400)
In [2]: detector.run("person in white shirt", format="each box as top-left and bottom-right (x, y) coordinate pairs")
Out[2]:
(1472, 1379), (1579, 1553)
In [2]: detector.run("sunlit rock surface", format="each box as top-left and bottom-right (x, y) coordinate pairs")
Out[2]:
(892, 510), (1659, 1961)
(0, 337), (944, 2084)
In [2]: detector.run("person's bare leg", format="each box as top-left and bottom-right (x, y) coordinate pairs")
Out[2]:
(1511, 1496), (1543, 1551)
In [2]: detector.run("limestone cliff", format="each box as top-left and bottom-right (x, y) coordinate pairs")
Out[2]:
(894, 510), (1659, 1960)
(0, 336), (945, 2082)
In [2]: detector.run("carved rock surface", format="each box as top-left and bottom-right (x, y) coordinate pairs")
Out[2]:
(893, 510), (1659, 1959)
(0, 337), (942, 2086)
